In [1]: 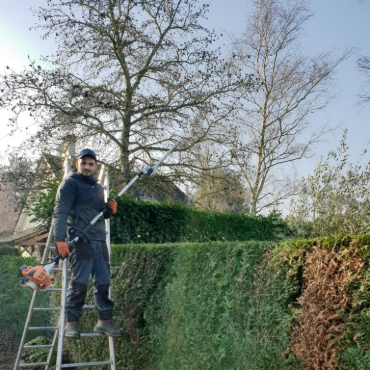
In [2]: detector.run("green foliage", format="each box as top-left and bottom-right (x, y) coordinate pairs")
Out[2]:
(340, 311), (370, 370)
(0, 255), (51, 345)
(21, 178), (60, 229)
(111, 195), (290, 243)
(0, 245), (21, 256)
(288, 129), (370, 237)
(63, 241), (303, 370)
(21, 336), (55, 369)
(50, 234), (370, 369)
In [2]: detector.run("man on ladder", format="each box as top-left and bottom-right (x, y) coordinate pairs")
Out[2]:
(53, 148), (122, 339)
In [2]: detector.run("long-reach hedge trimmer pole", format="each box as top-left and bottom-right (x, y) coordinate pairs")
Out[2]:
(19, 141), (179, 290)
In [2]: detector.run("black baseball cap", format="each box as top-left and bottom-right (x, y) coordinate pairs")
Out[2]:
(78, 148), (97, 161)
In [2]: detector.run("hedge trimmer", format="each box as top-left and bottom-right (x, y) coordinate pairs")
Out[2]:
(19, 141), (179, 291)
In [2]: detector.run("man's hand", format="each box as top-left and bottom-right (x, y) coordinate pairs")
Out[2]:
(56, 241), (70, 259)
(105, 199), (118, 215)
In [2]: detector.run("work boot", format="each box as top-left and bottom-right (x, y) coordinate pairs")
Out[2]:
(94, 320), (122, 337)
(65, 321), (80, 339)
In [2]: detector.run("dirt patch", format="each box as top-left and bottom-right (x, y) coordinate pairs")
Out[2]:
(0, 349), (17, 370)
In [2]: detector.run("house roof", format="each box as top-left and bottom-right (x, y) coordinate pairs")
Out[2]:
(0, 227), (42, 245)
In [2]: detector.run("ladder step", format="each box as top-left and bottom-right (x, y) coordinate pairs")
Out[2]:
(52, 268), (71, 271)
(80, 332), (104, 337)
(47, 288), (62, 291)
(18, 362), (49, 367)
(29, 326), (58, 330)
(23, 344), (53, 349)
(61, 360), (112, 368)
(32, 305), (93, 311)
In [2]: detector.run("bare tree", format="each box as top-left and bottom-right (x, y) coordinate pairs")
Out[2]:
(190, 143), (249, 212)
(228, 0), (350, 215)
(0, 0), (251, 182)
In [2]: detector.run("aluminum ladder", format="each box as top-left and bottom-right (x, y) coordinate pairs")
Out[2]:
(14, 147), (117, 369)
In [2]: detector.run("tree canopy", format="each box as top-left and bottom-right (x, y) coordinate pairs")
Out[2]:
(1, 0), (251, 182)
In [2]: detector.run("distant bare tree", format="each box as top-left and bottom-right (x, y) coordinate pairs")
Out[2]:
(0, 0), (251, 182)
(358, 56), (370, 105)
(228, 0), (350, 215)
(191, 143), (249, 213)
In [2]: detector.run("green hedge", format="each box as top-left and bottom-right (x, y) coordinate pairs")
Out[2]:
(61, 234), (370, 370)
(0, 255), (51, 345)
(0, 245), (21, 256)
(63, 241), (303, 370)
(110, 196), (289, 243)
(12, 234), (370, 369)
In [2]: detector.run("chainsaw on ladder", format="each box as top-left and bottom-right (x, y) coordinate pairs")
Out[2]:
(14, 141), (179, 370)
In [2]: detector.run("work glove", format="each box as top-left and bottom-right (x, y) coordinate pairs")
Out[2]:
(104, 199), (118, 218)
(56, 241), (70, 259)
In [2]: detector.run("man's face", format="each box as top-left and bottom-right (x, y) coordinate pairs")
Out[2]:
(76, 156), (97, 177)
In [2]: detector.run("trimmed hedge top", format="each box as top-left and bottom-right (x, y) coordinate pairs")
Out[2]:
(110, 195), (289, 244)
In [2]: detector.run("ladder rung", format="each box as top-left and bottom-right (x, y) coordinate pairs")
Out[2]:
(29, 326), (58, 330)
(18, 362), (49, 367)
(83, 305), (95, 309)
(49, 246), (56, 250)
(80, 333), (104, 337)
(47, 288), (62, 291)
(61, 360), (112, 368)
(23, 344), (53, 349)
(52, 268), (71, 271)
(33, 307), (61, 311)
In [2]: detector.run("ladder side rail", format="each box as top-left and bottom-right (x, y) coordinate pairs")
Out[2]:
(56, 259), (68, 370)
(41, 219), (56, 265)
(104, 169), (117, 370)
(41, 226), (60, 370)
(56, 153), (72, 370)
(14, 225), (57, 369)
(45, 323), (59, 370)
(13, 290), (38, 370)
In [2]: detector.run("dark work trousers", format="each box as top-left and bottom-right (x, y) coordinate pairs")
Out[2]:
(66, 240), (114, 322)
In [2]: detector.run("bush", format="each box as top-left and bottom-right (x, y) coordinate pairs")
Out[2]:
(111, 196), (289, 244)
(0, 255), (51, 345)
(0, 245), (21, 256)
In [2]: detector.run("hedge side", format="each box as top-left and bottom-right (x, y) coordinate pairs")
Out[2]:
(273, 234), (370, 369)
(63, 241), (303, 370)
(110, 196), (289, 243)
(61, 234), (370, 370)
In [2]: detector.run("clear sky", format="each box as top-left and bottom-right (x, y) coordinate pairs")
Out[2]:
(1, 0), (369, 177)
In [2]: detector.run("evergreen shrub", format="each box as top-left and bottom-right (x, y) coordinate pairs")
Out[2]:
(110, 196), (289, 244)
(0, 245), (21, 256)
(0, 255), (51, 345)
(64, 241), (303, 370)
(62, 234), (370, 370)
